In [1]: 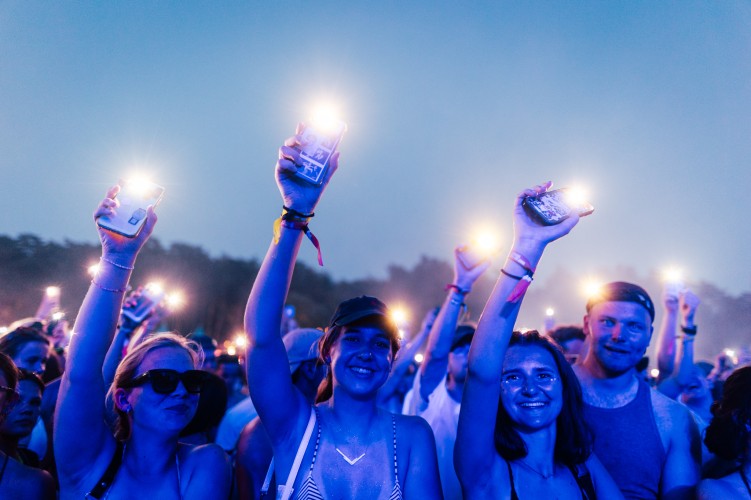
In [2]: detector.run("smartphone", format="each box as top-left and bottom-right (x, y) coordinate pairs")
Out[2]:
(296, 120), (347, 185)
(97, 179), (165, 238)
(663, 281), (685, 299)
(523, 188), (594, 226)
(456, 245), (487, 270)
(122, 285), (165, 323)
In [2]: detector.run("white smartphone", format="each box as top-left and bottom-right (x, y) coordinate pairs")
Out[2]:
(296, 120), (347, 185)
(121, 285), (165, 323)
(97, 179), (164, 238)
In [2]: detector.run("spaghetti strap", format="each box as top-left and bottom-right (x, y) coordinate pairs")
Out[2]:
(0, 453), (9, 486)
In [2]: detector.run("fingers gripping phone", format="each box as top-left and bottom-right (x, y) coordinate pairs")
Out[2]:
(122, 285), (165, 324)
(97, 179), (165, 238)
(523, 188), (594, 226)
(295, 120), (347, 185)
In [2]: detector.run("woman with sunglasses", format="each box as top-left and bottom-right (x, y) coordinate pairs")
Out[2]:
(243, 127), (441, 499)
(55, 186), (230, 500)
(0, 352), (55, 498)
(455, 183), (623, 499)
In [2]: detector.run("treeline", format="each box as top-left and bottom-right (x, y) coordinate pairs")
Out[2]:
(1, 234), (749, 362)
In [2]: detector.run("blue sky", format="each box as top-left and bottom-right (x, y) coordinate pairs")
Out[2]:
(2, 2), (750, 303)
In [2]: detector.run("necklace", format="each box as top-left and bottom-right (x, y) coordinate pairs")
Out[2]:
(335, 448), (366, 465)
(514, 459), (555, 480)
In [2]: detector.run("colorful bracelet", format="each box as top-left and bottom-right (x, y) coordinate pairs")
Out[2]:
(100, 256), (135, 270)
(445, 284), (470, 296)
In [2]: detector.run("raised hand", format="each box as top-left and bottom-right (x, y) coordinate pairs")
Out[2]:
(512, 182), (580, 248)
(94, 185), (157, 264)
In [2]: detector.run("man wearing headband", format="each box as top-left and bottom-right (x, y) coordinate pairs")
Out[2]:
(573, 282), (700, 499)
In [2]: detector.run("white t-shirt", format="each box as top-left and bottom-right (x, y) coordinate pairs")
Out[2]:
(215, 397), (257, 452)
(403, 372), (462, 500)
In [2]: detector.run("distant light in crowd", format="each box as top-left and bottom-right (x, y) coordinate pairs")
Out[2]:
(227, 345), (237, 356)
(398, 329), (405, 339)
(88, 262), (100, 277)
(166, 291), (185, 310)
(545, 307), (555, 317)
(310, 102), (343, 134)
(391, 306), (409, 328)
(234, 334), (247, 349)
(564, 185), (589, 207)
(519, 327), (531, 334)
(582, 279), (602, 298)
(46, 286), (60, 298)
(650, 368), (660, 378)
(0, 327), (7, 336)
(724, 349), (738, 363)
(662, 267), (684, 284)
(414, 353), (424, 363)
(52, 312), (65, 321)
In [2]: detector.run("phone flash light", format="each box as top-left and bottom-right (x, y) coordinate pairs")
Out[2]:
(227, 345), (237, 356)
(166, 292), (184, 310)
(414, 353), (424, 363)
(0, 327), (7, 336)
(582, 280), (603, 298)
(662, 267), (684, 284)
(545, 308), (555, 317)
(46, 286), (60, 297)
(564, 186), (589, 207)
(52, 312), (65, 321)
(125, 176), (156, 197)
(88, 263), (101, 277)
(391, 307), (409, 328)
(472, 230), (501, 256)
(650, 369), (660, 378)
(145, 282), (164, 295)
(310, 104), (342, 134)
(234, 335), (247, 349)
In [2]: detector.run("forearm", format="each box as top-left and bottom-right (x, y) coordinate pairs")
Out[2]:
(420, 290), (466, 390)
(675, 337), (695, 387)
(656, 311), (678, 377)
(102, 324), (134, 386)
(65, 258), (133, 384)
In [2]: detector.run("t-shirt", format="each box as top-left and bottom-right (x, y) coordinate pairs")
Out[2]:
(403, 372), (462, 500)
(215, 397), (257, 452)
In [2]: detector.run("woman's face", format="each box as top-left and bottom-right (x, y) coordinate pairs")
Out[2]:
(500, 344), (564, 432)
(121, 346), (199, 436)
(330, 325), (393, 398)
(13, 341), (49, 375)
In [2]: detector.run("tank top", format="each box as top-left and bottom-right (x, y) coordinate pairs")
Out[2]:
(506, 460), (597, 500)
(293, 408), (403, 500)
(583, 379), (666, 499)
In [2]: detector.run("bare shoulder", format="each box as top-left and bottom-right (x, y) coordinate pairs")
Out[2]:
(3, 460), (56, 499)
(698, 475), (744, 499)
(181, 441), (230, 466)
(394, 413), (433, 439)
(650, 387), (692, 428)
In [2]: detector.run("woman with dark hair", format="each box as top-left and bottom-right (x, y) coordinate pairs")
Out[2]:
(456, 182), (622, 499)
(698, 366), (751, 498)
(243, 126), (441, 499)
(54, 186), (230, 499)
(0, 352), (54, 498)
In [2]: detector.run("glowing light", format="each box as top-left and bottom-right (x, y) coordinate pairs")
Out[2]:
(166, 291), (185, 310)
(471, 228), (501, 257)
(582, 279), (603, 299)
(414, 353), (424, 363)
(545, 308), (555, 317)
(125, 175), (155, 197)
(564, 186), (589, 207)
(391, 307), (409, 328)
(88, 262), (101, 277)
(724, 349), (738, 363)
(310, 103), (343, 134)
(519, 327), (532, 334)
(234, 334), (247, 349)
(398, 329), (406, 339)
(650, 368), (660, 378)
(662, 267), (684, 284)
(227, 345), (237, 356)
(0, 327), (7, 336)
(145, 282), (164, 295)
(46, 286), (60, 298)
(52, 312), (65, 321)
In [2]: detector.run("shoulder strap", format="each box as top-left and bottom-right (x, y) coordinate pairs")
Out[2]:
(86, 441), (124, 499)
(571, 462), (597, 500)
(279, 408), (316, 500)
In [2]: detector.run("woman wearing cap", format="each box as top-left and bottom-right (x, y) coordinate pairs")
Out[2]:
(455, 182), (623, 499)
(54, 186), (230, 499)
(244, 125), (440, 499)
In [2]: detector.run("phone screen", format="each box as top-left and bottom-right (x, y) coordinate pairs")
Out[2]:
(296, 120), (347, 185)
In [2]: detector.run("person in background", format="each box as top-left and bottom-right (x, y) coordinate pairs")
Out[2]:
(0, 369), (45, 467)
(217, 354), (247, 410)
(0, 352), (54, 499)
(547, 325), (587, 365)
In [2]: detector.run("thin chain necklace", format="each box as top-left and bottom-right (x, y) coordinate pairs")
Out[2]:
(514, 459), (556, 480)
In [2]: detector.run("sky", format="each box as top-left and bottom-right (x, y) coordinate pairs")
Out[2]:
(2, 2), (750, 304)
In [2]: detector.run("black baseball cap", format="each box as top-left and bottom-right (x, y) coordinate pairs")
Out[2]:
(450, 325), (475, 351)
(586, 281), (655, 322)
(329, 296), (397, 333)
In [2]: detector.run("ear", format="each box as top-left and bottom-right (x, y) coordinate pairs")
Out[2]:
(113, 388), (132, 412)
(582, 314), (591, 337)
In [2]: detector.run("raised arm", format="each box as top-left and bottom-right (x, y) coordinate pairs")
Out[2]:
(244, 126), (338, 445)
(456, 182), (580, 492)
(656, 291), (680, 379)
(417, 250), (490, 400)
(55, 186), (157, 478)
(674, 290), (700, 388)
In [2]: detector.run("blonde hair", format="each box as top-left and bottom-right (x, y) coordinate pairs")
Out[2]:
(107, 332), (203, 441)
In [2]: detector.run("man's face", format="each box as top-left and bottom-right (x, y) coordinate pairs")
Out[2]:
(1, 380), (42, 438)
(584, 301), (653, 376)
(448, 343), (470, 383)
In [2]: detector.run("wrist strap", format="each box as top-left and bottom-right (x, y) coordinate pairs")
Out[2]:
(681, 325), (697, 336)
(445, 284), (470, 296)
(507, 275), (533, 303)
(501, 268), (524, 280)
(509, 251), (536, 275)
(272, 217), (324, 267)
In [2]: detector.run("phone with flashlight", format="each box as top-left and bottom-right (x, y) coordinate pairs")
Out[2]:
(121, 285), (165, 323)
(456, 245), (487, 270)
(296, 120), (347, 185)
(97, 179), (165, 238)
(523, 188), (594, 226)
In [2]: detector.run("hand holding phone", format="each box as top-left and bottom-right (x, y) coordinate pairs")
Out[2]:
(295, 119), (347, 185)
(97, 179), (164, 238)
(522, 188), (594, 226)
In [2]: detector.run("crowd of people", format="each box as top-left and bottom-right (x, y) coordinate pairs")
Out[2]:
(0, 126), (750, 499)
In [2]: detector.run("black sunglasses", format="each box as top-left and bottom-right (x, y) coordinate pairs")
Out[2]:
(122, 369), (208, 395)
